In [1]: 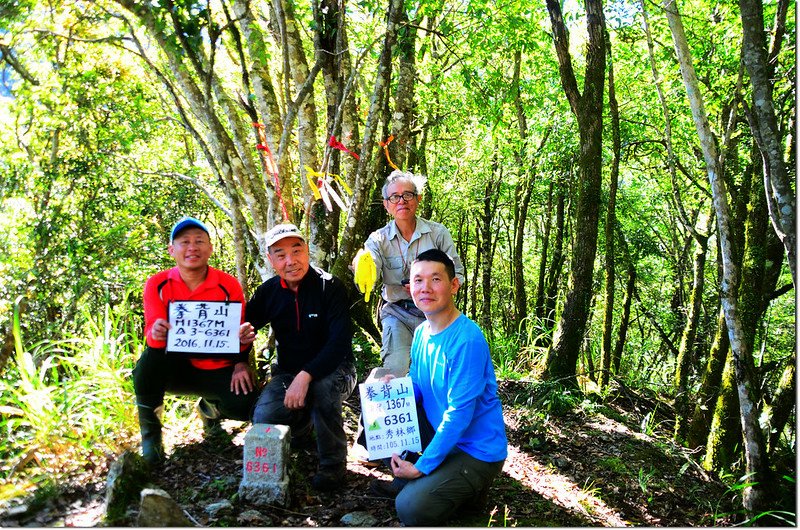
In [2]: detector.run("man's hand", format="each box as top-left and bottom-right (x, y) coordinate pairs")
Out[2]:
(239, 322), (256, 345)
(284, 371), (312, 409)
(230, 362), (255, 395)
(390, 453), (423, 480)
(150, 318), (171, 341)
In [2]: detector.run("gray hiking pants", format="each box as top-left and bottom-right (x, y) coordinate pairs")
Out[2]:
(379, 300), (425, 376)
(395, 449), (505, 526)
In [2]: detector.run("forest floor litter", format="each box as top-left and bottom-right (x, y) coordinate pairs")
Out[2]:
(0, 380), (748, 527)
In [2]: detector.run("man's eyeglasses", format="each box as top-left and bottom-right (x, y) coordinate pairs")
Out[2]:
(385, 191), (417, 204)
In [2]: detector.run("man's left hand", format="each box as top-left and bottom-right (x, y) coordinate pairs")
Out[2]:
(284, 371), (312, 409)
(231, 362), (255, 395)
(390, 453), (423, 480)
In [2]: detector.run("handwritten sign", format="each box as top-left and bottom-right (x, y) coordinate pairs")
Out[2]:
(358, 376), (421, 460)
(166, 300), (242, 355)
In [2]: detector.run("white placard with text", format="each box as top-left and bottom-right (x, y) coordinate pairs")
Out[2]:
(358, 376), (422, 460)
(166, 300), (242, 355)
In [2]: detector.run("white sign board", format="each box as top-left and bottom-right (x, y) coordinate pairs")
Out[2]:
(166, 300), (242, 355)
(358, 376), (422, 460)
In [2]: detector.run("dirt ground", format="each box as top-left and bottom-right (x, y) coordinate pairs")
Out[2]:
(0, 380), (754, 527)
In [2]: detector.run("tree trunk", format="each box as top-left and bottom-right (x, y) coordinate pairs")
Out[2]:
(117, 0), (275, 275)
(762, 359), (795, 453)
(535, 181), (553, 327)
(664, 0), (772, 513)
(687, 308), (729, 449)
(453, 211), (467, 309)
(599, 34), (620, 390)
(540, 176), (567, 346)
(703, 350), (743, 471)
(470, 222), (481, 322)
(309, 5), (338, 270)
(612, 225), (635, 374)
(479, 156), (498, 338)
(390, 9), (417, 170)
(232, 0), (284, 216)
(331, 0), (404, 282)
(512, 49), (530, 338)
(739, 0), (796, 287)
(673, 234), (708, 444)
(279, 0), (322, 231)
(543, 0), (606, 387)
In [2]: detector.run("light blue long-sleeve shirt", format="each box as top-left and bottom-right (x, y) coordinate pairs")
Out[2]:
(410, 314), (508, 475)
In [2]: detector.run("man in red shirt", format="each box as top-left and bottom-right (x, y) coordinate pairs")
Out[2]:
(133, 217), (256, 465)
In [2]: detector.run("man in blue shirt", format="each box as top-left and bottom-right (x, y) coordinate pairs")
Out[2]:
(370, 249), (507, 525)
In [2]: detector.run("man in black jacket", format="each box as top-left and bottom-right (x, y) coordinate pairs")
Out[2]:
(240, 224), (356, 491)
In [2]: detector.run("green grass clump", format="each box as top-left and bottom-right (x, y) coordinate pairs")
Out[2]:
(0, 295), (141, 499)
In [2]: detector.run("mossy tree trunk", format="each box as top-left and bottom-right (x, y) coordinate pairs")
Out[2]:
(674, 234), (708, 444)
(687, 309), (729, 449)
(665, 0), (773, 512)
(612, 225), (635, 375)
(599, 34), (620, 391)
(543, 0), (607, 388)
(739, 0), (795, 287)
(762, 360), (796, 454)
(703, 351), (742, 471)
(538, 174), (568, 347)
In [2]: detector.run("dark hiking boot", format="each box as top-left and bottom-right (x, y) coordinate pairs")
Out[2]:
(137, 403), (164, 466)
(368, 478), (404, 499)
(141, 436), (165, 466)
(196, 399), (228, 442)
(311, 463), (346, 491)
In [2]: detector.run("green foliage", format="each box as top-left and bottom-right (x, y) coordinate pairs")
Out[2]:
(637, 466), (656, 503)
(490, 334), (527, 380)
(0, 2), (220, 350)
(0, 296), (139, 489)
(710, 472), (797, 526)
(577, 479), (601, 515)
(352, 330), (381, 382)
(597, 456), (627, 474)
(0, 1), (794, 521)
(509, 380), (583, 417)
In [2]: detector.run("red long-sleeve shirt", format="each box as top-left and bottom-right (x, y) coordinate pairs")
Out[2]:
(143, 266), (247, 370)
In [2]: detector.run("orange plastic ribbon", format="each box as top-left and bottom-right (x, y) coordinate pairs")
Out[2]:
(253, 123), (289, 220)
(379, 134), (399, 170)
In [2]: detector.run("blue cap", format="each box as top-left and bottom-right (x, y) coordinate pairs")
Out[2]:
(170, 216), (209, 241)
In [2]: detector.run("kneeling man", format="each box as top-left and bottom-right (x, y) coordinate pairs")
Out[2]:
(372, 249), (507, 525)
(241, 224), (356, 491)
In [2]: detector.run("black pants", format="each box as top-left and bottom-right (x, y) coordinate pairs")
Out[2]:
(253, 362), (356, 467)
(133, 346), (256, 421)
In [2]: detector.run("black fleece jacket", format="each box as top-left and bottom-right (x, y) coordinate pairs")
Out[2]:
(245, 266), (353, 379)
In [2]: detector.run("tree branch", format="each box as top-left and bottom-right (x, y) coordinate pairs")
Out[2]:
(0, 44), (39, 85)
